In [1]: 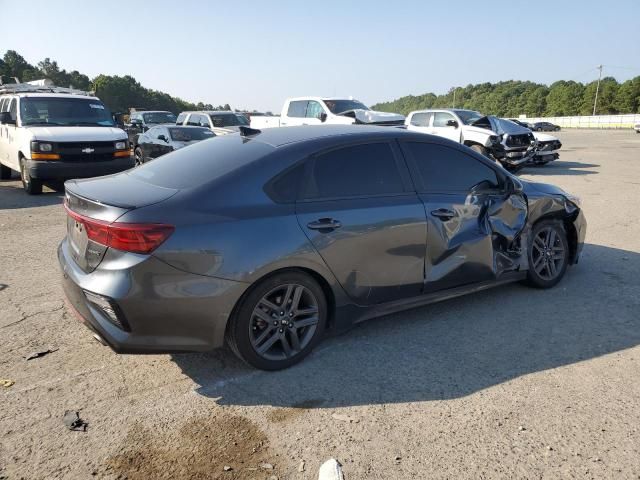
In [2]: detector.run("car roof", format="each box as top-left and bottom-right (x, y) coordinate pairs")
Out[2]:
(246, 124), (447, 148)
(2, 93), (101, 100)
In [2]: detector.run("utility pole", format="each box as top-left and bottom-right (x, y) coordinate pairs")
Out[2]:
(593, 65), (603, 116)
(450, 87), (458, 108)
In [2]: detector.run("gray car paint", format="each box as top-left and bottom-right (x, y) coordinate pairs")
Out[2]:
(59, 125), (586, 354)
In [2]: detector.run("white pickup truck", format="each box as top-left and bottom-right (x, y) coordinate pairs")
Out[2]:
(250, 97), (405, 129)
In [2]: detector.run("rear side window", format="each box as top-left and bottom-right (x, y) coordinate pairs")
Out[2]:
(405, 142), (498, 192)
(176, 112), (187, 124)
(410, 112), (432, 127)
(266, 162), (306, 203)
(287, 101), (308, 118)
(302, 143), (404, 199)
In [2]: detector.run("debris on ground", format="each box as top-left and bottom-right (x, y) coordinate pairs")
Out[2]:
(318, 459), (344, 480)
(62, 410), (88, 431)
(1, 379), (15, 388)
(260, 462), (274, 470)
(223, 465), (232, 471)
(298, 460), (305, 472)
(25, 347), (58, 361)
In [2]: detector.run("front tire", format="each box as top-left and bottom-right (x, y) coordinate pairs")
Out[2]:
(525, 220), (569, 288)
(226, 271), (327, 370)
(20, 158), (42, 195)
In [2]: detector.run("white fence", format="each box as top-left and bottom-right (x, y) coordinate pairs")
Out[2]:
(521, 114), (640, 129)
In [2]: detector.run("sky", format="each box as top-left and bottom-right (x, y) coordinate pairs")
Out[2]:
(1, 0), (639, 112)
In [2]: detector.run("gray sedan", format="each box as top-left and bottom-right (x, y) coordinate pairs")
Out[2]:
(59, 125), (586, 370)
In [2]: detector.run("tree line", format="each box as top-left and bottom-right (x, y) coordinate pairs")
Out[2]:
(372, 77), (640, 117)
(0, 50), (231, 114)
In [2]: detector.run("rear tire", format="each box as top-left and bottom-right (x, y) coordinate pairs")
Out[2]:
(226, 271), (327, 370)
(0, 163), (11, 180)
(20, 157), (42, 195)
(525, 219), (569, 289)
(469, 144), (488, 157)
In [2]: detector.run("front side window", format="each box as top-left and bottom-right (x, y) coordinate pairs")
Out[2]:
(306, 101), (324, 119)
(410, 112), (432, 127)
(187, 114), (201, 126)
(287, 101), (308, 118)
(9, 99), (17, 121)
(176, 112), (187, 124)
(303, 143), (404, 199)
(19, 97), (114, 126)
(432, 112), (456, 128)
(406, 142), (499, 192)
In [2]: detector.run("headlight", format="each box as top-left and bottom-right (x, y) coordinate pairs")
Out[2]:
(30, 141), (53, 152)
(565, 193), (581, 207)
(114, 141), (127, 150)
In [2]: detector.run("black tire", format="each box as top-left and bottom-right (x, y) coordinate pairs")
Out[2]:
(20, 157), (42, 195)
(0, 163), (11, 180)
(134, 147), (144, 166)
(525, 219), (569, 289)
(226, 271), (327, 370)
(554, 127), (560, 131)
(469, 144), (488, 157)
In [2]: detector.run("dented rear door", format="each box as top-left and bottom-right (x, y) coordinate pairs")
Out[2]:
(400, 141), (527, 293)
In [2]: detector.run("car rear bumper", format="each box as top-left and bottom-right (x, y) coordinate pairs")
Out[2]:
(58, 239), (249, 353)
(26, 157), (134, 181)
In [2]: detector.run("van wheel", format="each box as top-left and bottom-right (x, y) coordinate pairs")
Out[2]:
(226, 271), (327, 370)
(0, 163), (11, 180)
(20, 158), (42, 195)
(470, 144), (488, 157)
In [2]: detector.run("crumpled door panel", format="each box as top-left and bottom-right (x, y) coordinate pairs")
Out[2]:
(420, 192), (527, 292)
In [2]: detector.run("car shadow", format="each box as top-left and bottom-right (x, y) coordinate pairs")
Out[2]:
(0, 179), (63, 210)
(519, 161), (599, 176)
(171, 243), (639, 409)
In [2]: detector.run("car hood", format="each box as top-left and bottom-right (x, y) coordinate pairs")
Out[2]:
(26, 126), (127, 142)
(338, 109), (405, 124)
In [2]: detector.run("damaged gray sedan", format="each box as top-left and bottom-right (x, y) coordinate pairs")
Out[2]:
(59, 125), (586, 370)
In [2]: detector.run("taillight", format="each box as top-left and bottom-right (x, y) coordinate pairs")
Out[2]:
(64, 203), (174, 254)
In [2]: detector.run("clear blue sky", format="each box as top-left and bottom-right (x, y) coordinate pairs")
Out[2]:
(1, 0), (639, 111)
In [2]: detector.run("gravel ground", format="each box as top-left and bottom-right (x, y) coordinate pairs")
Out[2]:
(1, 130), (639, 479)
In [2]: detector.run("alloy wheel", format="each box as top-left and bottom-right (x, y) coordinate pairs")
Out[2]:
(531, 226), (565, 280)
(249, 284), (319, 361)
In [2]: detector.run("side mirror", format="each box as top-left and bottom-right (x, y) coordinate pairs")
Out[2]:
(446, 119), (459, 128)
(504, 175), (523, 194)
(0, 112), (16, 125)
(318, 112), (328, 123)
(158, 135), (169, 143)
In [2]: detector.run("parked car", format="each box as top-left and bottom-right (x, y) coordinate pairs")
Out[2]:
(176, 111), (249, 135)
(0, 81), (132, 194)
(532, 121), (561, 132)
(250, 97), (405, 129)
(508, 118), (535, 130)
(405, 109), (537, 170)
(634, 123), (640, 133)
(126, 110), (177, 146)
(133, 125), (214, 165)
(505, 119), (562, 165)
(59, 125), (586, 370)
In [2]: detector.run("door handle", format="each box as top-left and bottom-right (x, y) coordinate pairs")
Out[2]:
(431, 209), (456, 220)
(307, 218), (342, 231)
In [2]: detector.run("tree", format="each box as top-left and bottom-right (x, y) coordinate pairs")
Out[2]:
(615, 77), (640, 113)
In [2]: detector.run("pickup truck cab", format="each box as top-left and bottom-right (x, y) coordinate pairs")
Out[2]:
(250, 97), (405, 129)
(0, 81), (133, 194)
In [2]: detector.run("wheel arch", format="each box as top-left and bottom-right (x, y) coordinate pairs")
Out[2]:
(530, 213), (579, 265)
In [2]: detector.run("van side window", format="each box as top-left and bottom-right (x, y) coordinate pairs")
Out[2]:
(9, 99), (17, 121)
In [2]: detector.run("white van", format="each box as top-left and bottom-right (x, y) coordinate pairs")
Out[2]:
(0, 81), (132, 194)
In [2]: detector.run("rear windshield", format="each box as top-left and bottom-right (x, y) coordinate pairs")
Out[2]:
(323, 99), (369, 114)
(209, 113), (249, 127)
(143, 112), (177, 124)
(20, 97), (115, 126)
(168, 127), (215, 141)
(128, 134), (273, 189)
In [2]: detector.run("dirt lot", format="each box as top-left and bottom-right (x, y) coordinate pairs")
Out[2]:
(1, 130), (639, 479)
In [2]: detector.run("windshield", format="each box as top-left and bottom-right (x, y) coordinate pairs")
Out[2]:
(143, 112), (177, 124)
(169, 127), (215, 142)
(209, 113), (249, 127)
(452, 110), (484, 125)
(322, 99), (369, 114)
(20, 97), (115, 126)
